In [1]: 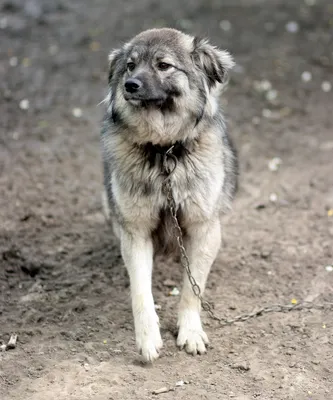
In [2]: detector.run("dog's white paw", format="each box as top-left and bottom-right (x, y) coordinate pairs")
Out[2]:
(135, 315), (163, 363)
(177, 310), (209, 355)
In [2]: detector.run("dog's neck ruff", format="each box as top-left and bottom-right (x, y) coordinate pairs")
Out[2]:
(139, 140), (190, 173)
(143, 141), (185, 158)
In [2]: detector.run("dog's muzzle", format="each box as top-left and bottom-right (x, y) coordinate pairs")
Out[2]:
(124, 77), (167, 106)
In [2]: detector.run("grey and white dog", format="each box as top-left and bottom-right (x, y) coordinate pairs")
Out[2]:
(100, 28), (238, 362)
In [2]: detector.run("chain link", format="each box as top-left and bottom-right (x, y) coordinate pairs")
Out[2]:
(162, 151), (333, 327)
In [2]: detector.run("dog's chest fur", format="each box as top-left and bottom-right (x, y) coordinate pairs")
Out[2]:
(108, 130), (225, 241)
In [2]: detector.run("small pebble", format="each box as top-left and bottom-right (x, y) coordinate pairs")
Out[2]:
(22, 57), (31, 67)
(262, 109), (272, 119)
(176, 380), (184, 387)
(319, 142), (333, 152)
(0, 17), (8, 29)
(266, 89), (278, 102)
(254, 80), (272, 92)
(38, 120), (49, 129)
(19, 99), (30, 110)
(321, 81), (331, 92)
(301, 71), (312, 82)
(24, 0), (43, 19)
(152, 387), (169, 395)
(231, 361), (250, 371)
(285, 21), (299, 33)
(169, 287), (180, 296)
(268, 157), (282, 171)
(279, 107), (292, 117)
(89, 41), (101, 52)
(263, 109), (284, 120)
(155, 304), (162, 310)
(261, 250), (271, 259)
(325, 265), (333, 272)
(269, 193), (277, 202)
(72, 108), (83, 118)
(49, 45), (59, 55)
(9, 57), (18, 67)
(163, 279), (177, 287)
(7, 334), (18, 350)
(219, 20), (232, 31)
(3, 89), (11, 100)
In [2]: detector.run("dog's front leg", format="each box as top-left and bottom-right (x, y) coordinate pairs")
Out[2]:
(177, 218), (221, 355)
(121, 230), (162, 362)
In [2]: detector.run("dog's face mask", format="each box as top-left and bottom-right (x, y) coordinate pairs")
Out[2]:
(121, 46), (182, 107)
(108, 28), (234, 111)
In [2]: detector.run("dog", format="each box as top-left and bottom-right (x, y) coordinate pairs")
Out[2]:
(100, 28), (238, 362)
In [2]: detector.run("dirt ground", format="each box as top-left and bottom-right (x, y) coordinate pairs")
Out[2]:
(1, 0), (333, 399)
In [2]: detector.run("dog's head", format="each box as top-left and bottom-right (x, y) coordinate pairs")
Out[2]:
(106, 28), (234, 143)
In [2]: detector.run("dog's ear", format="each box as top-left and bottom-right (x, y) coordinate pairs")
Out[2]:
(192, 37), (234, 87)
(108, 48), (123, 85)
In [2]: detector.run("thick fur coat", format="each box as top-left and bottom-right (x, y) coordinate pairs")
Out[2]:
(100, 28), (238, 362)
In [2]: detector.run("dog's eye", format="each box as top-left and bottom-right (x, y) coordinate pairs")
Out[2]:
(157, 62), (171, 71)
(127, 62), (135, 72)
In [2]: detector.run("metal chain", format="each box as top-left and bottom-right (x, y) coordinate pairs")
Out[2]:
(162, 151), (333, 327)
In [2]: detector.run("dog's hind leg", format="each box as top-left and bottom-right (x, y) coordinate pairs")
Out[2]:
(177, 218), (221, 355)
(120, 229), (163, 362)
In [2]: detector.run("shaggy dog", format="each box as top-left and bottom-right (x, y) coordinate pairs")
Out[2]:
(100, 28), (238, 362)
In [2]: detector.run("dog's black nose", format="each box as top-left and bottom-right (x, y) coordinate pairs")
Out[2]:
(125, 78), (142, 93)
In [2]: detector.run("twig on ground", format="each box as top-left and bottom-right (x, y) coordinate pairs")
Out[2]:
(6, 334), (18, 350)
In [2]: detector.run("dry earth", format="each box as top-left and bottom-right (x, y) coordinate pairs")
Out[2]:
(1, 0), (333, 399)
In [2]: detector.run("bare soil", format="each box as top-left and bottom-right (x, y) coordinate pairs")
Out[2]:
(1, 1), (333, 399)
